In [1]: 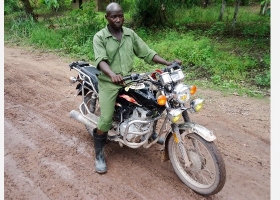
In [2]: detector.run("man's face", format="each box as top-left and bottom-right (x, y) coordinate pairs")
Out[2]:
(106, 9), (124, 30)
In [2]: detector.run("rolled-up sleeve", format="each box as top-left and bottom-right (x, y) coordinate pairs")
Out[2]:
(131, 31), (157, 64)
(93, 33), (109, 68)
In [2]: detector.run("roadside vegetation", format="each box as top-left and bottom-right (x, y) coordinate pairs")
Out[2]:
(4, 0), (270, 97)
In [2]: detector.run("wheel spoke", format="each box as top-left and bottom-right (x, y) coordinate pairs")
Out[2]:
(168, 131), (226, 195)
(173, 133), (217, 186)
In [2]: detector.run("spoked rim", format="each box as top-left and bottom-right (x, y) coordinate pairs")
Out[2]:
(171, 133), (217, 189)
(81, 91), (100, 115)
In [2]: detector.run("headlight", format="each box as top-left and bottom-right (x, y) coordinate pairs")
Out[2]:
(168, 109), (182, 123)
(174, 83), (190, 104)
(191, 98), (204, 112)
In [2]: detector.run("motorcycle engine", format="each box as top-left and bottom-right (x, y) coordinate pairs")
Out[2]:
(119, 107), (152, 142)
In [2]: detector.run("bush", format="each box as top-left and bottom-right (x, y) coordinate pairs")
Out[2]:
(4, 0), (22, 15)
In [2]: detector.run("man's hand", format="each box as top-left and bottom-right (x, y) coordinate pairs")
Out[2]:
(98, 61), (125, 85)
(110, 74), (125, 85)
(173, 59), (182, 65)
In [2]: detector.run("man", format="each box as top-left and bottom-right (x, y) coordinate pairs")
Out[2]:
(93, 2), (182, 174)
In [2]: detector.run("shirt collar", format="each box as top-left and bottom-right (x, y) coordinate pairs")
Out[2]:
(104, 25), (131, 38)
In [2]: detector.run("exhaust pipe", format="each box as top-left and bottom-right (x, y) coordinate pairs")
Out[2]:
(69, 110), (119, 140)
(69, 110), (97, 130)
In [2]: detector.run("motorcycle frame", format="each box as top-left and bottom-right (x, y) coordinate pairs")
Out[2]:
(71, 67), (99, 122)
(70, 66), (170, 148)
(70, 66), (216, 163)
(69, 63), (226, 195)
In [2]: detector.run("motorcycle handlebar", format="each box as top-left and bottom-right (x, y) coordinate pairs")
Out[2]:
(165, 61), (182, 72)
(122, 73), (140, 81)
(122, 61), (183, 82)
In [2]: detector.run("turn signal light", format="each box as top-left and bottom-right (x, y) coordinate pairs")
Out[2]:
(190, 85), (197, 95)
(157, 95), (167, 106)
(69, 76), (77, 84)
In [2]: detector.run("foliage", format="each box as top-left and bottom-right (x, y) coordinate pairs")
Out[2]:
(4, 0), (22, 14)
(131, 28), (270, 92)
(173, 4), (270, 38)
(254, 70), (270, 87)
(207, 22), (227, 35)
(9, 15), (38, 38)
(43, 0), (60, 10)
(4, 1), (270, 97)
(131, 0), (177, 27)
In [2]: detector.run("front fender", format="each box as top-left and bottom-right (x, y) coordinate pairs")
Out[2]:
(178, 122), (216, 142)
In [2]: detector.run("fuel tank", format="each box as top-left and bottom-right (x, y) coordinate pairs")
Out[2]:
(117, 82), (161, 110)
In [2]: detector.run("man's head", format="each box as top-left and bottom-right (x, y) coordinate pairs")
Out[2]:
(105, 2), (124, 30)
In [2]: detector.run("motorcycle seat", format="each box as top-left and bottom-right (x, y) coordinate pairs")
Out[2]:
(81, 66), (101, 83)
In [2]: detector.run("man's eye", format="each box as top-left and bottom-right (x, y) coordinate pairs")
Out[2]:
(110, 15), (123, 19)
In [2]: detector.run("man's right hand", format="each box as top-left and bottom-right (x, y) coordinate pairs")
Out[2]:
(98, 61), (125, 85)
(110, 74), (125, 85)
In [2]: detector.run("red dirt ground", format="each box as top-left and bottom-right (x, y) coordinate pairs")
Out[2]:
(4, 45), (271, 200)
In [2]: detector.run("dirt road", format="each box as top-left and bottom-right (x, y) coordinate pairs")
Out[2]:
(4, 45), (271, 200)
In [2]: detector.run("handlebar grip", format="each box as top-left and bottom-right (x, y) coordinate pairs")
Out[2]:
(69, 62), (76, 69)
(164, 61), (182, 72)
(122, 75), (131, 81)
(122, 73), (140, 81)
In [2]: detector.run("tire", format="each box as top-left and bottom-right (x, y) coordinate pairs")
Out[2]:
(81, 91), (100, 136)
(168, 132), (226, 196)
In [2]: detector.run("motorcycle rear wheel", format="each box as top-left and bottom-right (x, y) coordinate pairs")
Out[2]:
(168, 132), (226, 196)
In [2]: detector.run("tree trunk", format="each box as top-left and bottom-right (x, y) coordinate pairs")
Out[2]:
(218, 0), (226, 21)
(261, 0), (269, 15)
(20, 0), (37, 21)
(203, 0), (210, 8)
(232, 0), (240, 30)
(159, 3), (168, 24)
(78, 0), (83, 9)
(96, 0), (106, 11)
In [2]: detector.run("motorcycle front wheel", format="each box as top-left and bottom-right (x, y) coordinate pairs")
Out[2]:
(168, 132), (226, 196)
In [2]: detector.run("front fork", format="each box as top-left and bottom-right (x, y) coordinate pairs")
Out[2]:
(161, 110), (191, 167)
(171, 123), (192, 168)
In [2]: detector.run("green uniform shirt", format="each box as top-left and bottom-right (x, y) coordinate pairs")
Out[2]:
(93, 25), (157, 132)
(93, 25), (157, 82)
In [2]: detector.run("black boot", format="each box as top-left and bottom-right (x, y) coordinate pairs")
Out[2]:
(93, 128), (108, 174)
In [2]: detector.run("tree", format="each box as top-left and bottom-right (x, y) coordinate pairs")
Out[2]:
(260, 0), (270, 15)
(232, 0), (240, 30)
(44, 0), (60, 11)
(218, 0), (227, 21)
(132, 0), (175, 28)
(202, 0), (210, 8)
(20, 0), (38, 21)
(96, 0), (109, 11)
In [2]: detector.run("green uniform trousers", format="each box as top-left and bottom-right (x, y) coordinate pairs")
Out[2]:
(97, 80), (122, 132)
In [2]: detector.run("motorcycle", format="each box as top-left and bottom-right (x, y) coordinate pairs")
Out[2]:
(68, 61), (226, 196)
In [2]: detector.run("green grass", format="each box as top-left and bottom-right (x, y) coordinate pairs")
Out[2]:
(174, 4), (268, 24)
(4, 4), (270, 98)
